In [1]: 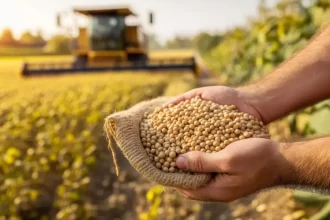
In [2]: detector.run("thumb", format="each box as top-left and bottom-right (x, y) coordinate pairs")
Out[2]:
(176, 151), (221, 173)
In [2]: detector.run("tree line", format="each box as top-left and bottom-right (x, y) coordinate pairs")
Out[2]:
(0, 28), (74, 54)
(0, 27), (224, 55)
(0, 28), (46, 47)
(147, 33), (223, 53)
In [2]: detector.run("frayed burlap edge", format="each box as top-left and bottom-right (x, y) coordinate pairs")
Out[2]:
(104, 96), (212, 189)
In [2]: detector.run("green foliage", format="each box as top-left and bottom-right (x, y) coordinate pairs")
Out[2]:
(205, 0), (330, 86)
(19, 30), (46, 46)
(201, 0), (330, 137)
(44, 35), (71, 54)
(201, 0), (330, 218)
(192, 32), (223, 54)
(165, 36), (193, 49)
(0, 65), (196, 219)
(148, 34), (163, 50)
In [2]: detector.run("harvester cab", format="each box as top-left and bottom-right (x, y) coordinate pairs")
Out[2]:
(72, 6), (148, 66)
(21, 6), (200, 77)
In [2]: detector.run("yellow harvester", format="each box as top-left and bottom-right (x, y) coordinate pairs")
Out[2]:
(21, 6), (199, 77)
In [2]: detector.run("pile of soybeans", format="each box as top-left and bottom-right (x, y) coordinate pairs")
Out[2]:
(140, 96), (270, 173)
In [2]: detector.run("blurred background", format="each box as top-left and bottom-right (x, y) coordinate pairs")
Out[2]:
(1, 0), (330, 219)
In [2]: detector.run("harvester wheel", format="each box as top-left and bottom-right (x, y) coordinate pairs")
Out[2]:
(73, 55), (87, 69)
(128, 54), (148, 65)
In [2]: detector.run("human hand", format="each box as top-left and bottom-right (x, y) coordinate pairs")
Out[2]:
(174, 138), (288, 202)
(164, 86), (265, 123)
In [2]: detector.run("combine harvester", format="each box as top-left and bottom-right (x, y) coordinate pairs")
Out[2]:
(21, 6), (200, 78)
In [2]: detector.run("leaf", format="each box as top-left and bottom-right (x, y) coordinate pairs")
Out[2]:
(310, 108), (330, 135)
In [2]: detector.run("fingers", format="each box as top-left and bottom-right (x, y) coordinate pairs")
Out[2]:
(175, 187), (236, 203)
(174, 175), (236, 202)
(176, 151), (224, 173)
(174, 180), (219, 202)
(176, 189), (218, 202)
(163, 89), (201, 107)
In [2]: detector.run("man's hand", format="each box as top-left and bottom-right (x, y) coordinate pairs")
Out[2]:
(164, 86), (265, 123)
(174, 138), (288, 202)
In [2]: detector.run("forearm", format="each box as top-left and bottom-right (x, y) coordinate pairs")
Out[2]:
(240, 24), (330, 124)
(279, 136), (330, 191)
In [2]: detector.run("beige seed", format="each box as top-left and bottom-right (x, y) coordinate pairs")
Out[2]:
(158, 152), (165, 159)
(141, 98), (269, 172)
(243, 131), (250, 138)
(169, 151), (176, 158)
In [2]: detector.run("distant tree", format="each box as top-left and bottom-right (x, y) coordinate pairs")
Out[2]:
(148, 34), (163, 50)
(165, 36), (193, 49)
(44, 34), (71, 54)
(192, 32), (223, 54)
(0, 28), (16, 45)
(19, 31), (35, 45)
(19, 30), (46, 46)
(34, 29), (46, 45)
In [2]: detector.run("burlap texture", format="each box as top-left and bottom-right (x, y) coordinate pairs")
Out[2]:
(104, 96), (212, 189)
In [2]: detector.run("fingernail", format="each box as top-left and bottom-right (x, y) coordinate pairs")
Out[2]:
(176, 155), (188, 169)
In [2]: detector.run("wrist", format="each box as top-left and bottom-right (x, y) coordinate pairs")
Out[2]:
(260, 141), (297, 189)
(238, 86), (277, 124)
(278, 137), (330, 190)
(276, 142), (299, 186)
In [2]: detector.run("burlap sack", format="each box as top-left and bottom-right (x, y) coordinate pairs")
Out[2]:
(104, 96), (212, 189)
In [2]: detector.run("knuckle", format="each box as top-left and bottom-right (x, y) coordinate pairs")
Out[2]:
(186, 194), (196, 200)
(221, 153), (234, 168)
(189, 154), (204, 172)
(178, 191), (197, 201)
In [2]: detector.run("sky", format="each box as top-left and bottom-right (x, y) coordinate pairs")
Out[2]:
(0, 0), (278, 43)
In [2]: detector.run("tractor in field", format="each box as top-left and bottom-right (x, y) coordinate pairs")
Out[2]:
(21, 6), (200, 77)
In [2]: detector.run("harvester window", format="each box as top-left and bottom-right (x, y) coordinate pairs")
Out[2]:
(89, 15), (125, 50)
(109, 18), (118, 26)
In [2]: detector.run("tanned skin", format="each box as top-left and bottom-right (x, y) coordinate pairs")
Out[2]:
(163, 23), (330, 202)
(240, 22), (330, 124)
